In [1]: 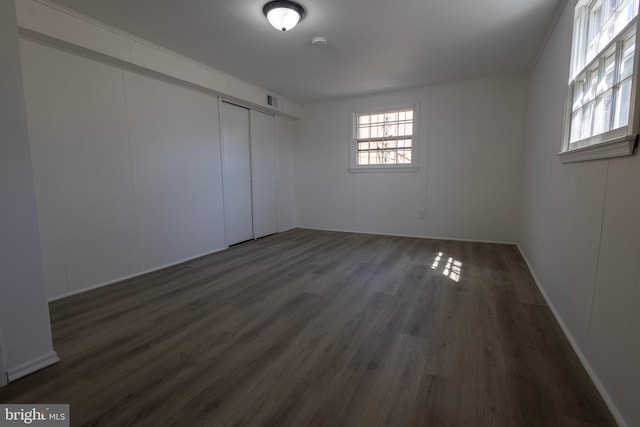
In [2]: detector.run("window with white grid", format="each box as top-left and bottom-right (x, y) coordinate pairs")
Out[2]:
(562, 0), (640, 162)
(350, 106), (418, 171)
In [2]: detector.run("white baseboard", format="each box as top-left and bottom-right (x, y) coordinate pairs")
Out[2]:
(295, 226), (516, 245)
(516, 244), (627, 427)
(277, 226), (297, 233)
(48, 247), (227, 302)
(6, 351), (59, 382)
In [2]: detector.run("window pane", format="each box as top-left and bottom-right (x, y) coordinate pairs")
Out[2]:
(603, 51), (616, 90)
(571, 109), (583, 142)
(368, 152), (375, 164)
(581, 102), (595, 139)
(369, 152), (378, 164)
(386, 123), (398, 137)
(588, 4), (602, 44)
(584, 65), (599, 104)
(573, 78), (586, 110)
(588, 64), (600, 101)
(358, 127), (370, 139)
(405, 123), (413, 136)
(359, 115), (370, 125)
(404, 123), (413, 136)
(573, 13), (584, 74)
(593, 91), (613, 133)
(620, 32), (636, 81)
(614, 78), (633, 128)
(398, 150), (411, 164)
(385, 150), (395, 163)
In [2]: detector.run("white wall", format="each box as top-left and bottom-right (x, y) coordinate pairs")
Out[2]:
(294, 74), (527, 243)
(520, 2), (640, 426)
(19, 36), (299, 301)
(0, 0), (56, 383)
(20, 38), (226, 300)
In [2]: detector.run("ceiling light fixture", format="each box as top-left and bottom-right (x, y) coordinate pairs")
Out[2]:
(263, 0), (305, 32)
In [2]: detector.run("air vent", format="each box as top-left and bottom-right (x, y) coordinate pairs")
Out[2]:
(266, 94), (279, 108)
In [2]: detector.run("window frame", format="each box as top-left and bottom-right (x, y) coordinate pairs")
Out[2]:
(561, 0), (640, 163)
(349, 103), (420, 172)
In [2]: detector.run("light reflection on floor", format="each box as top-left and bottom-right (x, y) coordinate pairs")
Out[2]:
(430, 252), (462, 283)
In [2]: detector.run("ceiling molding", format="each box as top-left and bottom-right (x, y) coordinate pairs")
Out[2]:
(529, 0), (572, 72)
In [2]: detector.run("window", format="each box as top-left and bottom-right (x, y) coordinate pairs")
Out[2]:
(562, 0), (640, 162)
(350, 105), (418, 171)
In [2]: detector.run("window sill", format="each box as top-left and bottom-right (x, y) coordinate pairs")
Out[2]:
(348, 166), (419, 173)
(559, 135), (638, 163)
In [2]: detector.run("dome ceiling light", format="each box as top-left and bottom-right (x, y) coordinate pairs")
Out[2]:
(263, 0), (306, 32)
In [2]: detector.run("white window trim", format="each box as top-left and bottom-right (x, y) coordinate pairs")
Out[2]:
(561, 0), (640, 163)
(559, 134), (638, 162)
(349, 103), (420, 172)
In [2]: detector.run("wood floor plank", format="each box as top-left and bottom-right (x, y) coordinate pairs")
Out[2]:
(0, 229), (616, 426)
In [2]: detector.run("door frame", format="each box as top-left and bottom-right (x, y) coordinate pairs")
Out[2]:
(0, 327), (8, 386)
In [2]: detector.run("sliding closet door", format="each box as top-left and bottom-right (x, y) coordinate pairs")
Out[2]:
(250, 110), (278, 238)
(221, 102), (253, 245)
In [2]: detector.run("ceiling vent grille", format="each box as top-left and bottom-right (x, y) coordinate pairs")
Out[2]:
(266, 94), (279, 108)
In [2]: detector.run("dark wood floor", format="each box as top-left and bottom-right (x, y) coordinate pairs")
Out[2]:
(0, 229), (615, 426)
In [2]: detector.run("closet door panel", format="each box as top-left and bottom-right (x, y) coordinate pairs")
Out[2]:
(250, 110), (278, 238)
(222, 102), (253, 245)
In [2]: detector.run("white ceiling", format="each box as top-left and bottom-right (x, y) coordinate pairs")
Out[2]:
(49, 0), (562, 103)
